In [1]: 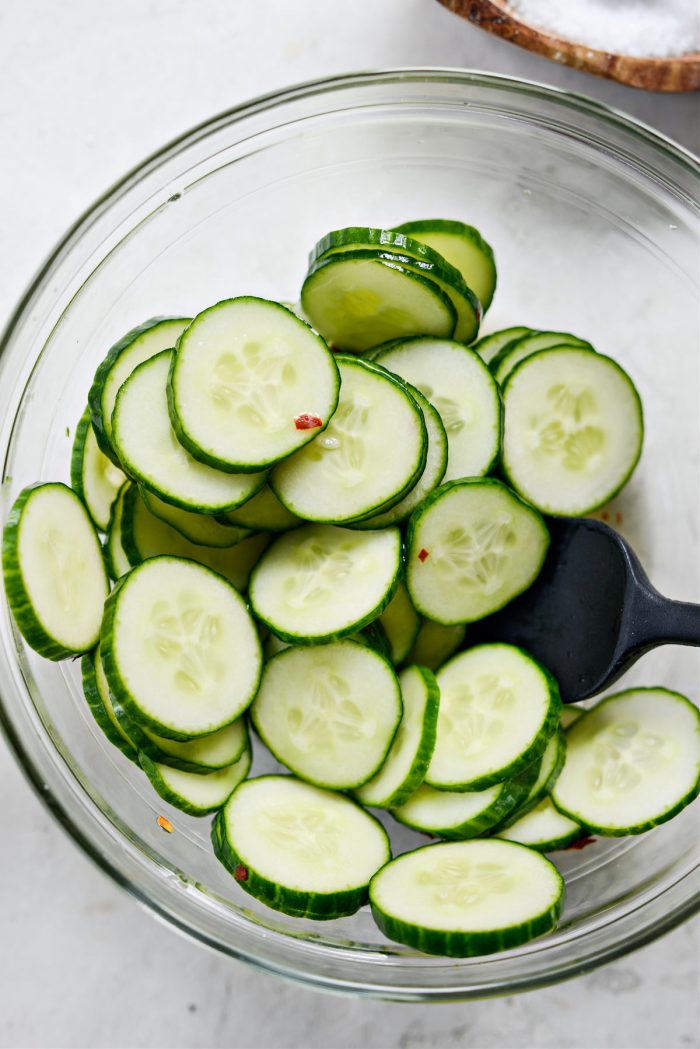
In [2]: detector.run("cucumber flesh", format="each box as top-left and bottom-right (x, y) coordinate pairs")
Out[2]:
(300, 253), (457, 353)
(271, 357), (427, 524)
(406, 479), (549, 625)
(405, 619), (466, 672)
(395, 219), (497, 312)
(88, 317), (190, 462)
(113, 350), (268, 513)
(141, 488), (251, 548)
(81, 650), (138, 761)
(472, 326), (533, 365)
(71, 407), (126, 531)
(168, 297), (340, 472)
(140, 746), (251, 816)
(493, 730), (566, 831)
(502, 347), (644, 516)
(373, 338), (501, 481)
(249, 524), (401, 643)
(426, 643), (561, 790)
(104, 483), (131, 580)
(354, 665), (440, 808)
(495, 797), (582, 852)
(221, 485), (300, 533)
(551, 688), (700, 835)
(251, 640), (402, 790)
(369, 839), (564, 957)
(560, 705), (585, 730)
(491, 330), (593, 385)
(114, 700), (249, 773)
(2, 483), (109, 660)
(212, 775), (391, 919)
(378, 582), (421, 665)
(93, 647), (139, 754)
(101, 556), (262, 739)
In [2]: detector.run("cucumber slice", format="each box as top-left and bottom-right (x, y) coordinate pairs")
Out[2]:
(212, 775), (391, 919)
(141, 488), (249, 548)
(391, 761), (540, 839)
(249, 524), (401, 644)
(349, 385), (448, 530)
(560, 705), (585, 730)
(405, 619), (467, 672)
(220, 485), (300, 533)
(369, 839), (564, 957)
(81, 650), (138, 761)
(472, 326), (533, 365)
(71, 407), (126, 530)
(263, 621), (390, 661)
(121, 485), (270, 591)
(491, 330), (593, 385)
(168, 297), (340, 472)
(494, 730), (566, 831)
(2, 483), (109, 660)
(551, 687), (700, 835)
(271, 357), (427, 524)
(310, 226), (464, 275)
(101, 556), (262, 739)
(115, 702), (248, 773)
(378, 582), (421, 665)
(502, 347), (644, 516)
(250, 640), (402, 789)
(88, 316), (191, 463)
(395, 219), (497, 312)
(495, 797), (583, 852)
(104, 482), (131, 580)
(354, 665), (439, 808)
(373, 338), (502, 481)
(425, 644), (561, 791)
(140, 746), (251, 816)
(406, 479), (549, 625)
(113, 350), (268, 513)
(92, 647), (140, 755)
(300, 253), (457, 353)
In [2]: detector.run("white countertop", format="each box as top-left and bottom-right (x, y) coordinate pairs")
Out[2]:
(1, 3), (698, 1046)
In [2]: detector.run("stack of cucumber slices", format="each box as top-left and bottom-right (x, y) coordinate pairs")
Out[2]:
(3, 218), (699, 961)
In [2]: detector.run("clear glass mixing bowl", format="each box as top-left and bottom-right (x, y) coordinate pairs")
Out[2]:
(0, 70), (698, 1000)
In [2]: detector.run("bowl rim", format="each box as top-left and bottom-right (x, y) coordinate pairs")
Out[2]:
(1, 68), (698, 1000)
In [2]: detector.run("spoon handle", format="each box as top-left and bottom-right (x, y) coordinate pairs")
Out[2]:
(628, 587), (700, 650)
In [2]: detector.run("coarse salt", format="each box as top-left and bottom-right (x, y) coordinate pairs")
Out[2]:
(507, 0), (699, 58)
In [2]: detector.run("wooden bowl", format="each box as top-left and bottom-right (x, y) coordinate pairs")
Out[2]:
(437, 0), (700, 92)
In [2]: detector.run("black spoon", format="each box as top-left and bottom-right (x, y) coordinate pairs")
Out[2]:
(466, 517), (700, 703)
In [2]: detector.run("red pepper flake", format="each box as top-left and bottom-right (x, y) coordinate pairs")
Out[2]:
(234, 864), (249, 882)
(601, 511), (610, 522)
(566, 835), (596, 851)
(615, 511), (623, 525)
(294, 413), (323, 431)
(418, 548), (430, 562)
(156, 815), (173, 833)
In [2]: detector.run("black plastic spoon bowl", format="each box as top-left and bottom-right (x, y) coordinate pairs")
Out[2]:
(467, 517), (700, 703)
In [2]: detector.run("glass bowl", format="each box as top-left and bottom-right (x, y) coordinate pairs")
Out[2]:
(0, 70), (698, 1000)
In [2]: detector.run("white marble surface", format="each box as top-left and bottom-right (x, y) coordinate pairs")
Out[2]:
(0, 2), (698, 1047)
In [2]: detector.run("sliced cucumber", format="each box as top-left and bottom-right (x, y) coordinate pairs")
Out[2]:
(94, 647), (139, 754)
(212, 775), (391, 919)
(391, 761), (540, 840)
(81, 650), (138, 761)
(425, 644), (561, 791)
(271, 356), (427, 524)
(263, 621), (390, 661)
(71, 407), (126, 530)
(369, 839), (564, 957)
(251, 640), (402, 789)
(310, 226), (462, 273)
(373, 338), (501, 481)
(141, 488), (249, 548)
(349, 385), (448, 530)
(493, 730), (566, 831)
(406, 479), (549, 625)
(2, 483), (109, 660)
(491, 330), (593, 386)
(378, 582), (421, 665)
(113, 350), (268, 513)
(551, 688), (700, 835)
(140, 746), (251, 816)
(101, 556), (261, 739)
(168, 297), (340, 472)
(395, 219), (496, 313)
(104, 482), (131, 580)
(249, 524), (401, 643)
(405, 619), (467, 672)
(495, 797), (583, 852)
(354, 665), (440, 808)
(560, 705), (585, 730)
(220, 485), (300, 533)
(472, 326), (533, 365)
(115, 703), (248, 773)
(88, 316), (191, 462)
(121, 485), (270, 591)
(300, 253), (457, 353)
(502, 347), (644, 516)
